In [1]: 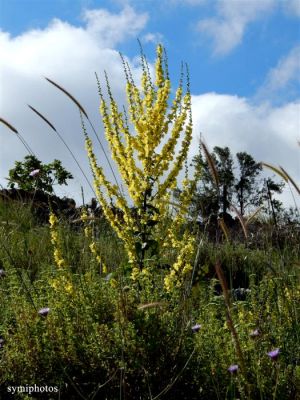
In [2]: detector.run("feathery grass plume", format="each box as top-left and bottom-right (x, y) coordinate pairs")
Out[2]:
(28, 104), (96, 196)
(45, 77), (88, 118)
(279, 166), (300, 196)
(45, 77), (121, 192)
(85, 44), (195, 287)
(246, 205), (263, 224)
(200, 140), (220, 187)
(230, 204), (248, 239)
(137, 301), (165, 310)
(28, 105), (57, 131)
(261, 162), (288, 182)
(218, 217), (230, 241)
(0, 117), (18, 134)
(0, 117), (35, 155)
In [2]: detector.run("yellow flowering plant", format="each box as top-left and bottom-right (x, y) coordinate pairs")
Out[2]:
(49, 211), (73, 293)
(84, 44), (196, 290)
(80, 207), (107, 274)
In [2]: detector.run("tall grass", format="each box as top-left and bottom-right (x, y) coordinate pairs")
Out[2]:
(0, 199), (299, 399)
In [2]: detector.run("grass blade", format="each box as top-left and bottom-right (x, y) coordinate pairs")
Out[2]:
(0, 117), (34, 155)
(28, 104), (96, 196)
(230, 204), (248, 239)
(246, 205), (263, 224)
(261, 162), (288, 182)
(218, 217), (230, 241)
(201, 140), (219, 187)
(279, 166), (300, 196)
(0, 117), (19, 134)
(45, 77), (88, 118)
(28, 105), (57, 132)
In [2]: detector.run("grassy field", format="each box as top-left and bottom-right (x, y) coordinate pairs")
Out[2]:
(0, 198), (299, 400)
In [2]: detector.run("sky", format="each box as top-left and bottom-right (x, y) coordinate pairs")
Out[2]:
(0, 0), (299, 207)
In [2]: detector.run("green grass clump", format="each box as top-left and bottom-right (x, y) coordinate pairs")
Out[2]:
(0, 199), (299, 399)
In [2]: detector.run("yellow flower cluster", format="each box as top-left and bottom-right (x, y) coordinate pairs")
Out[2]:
(164, 233), (195, 292)
(80, 208), (107, 274)
(85, 135), (138, 267)
(49, 212), (66, 269)
(50, 275), (73, 295)
(84, 44), (195, 279)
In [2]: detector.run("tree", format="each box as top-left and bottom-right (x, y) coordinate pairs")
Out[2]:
(7, 155), (73, 194)
(235, 152), (262, 216)
(259, 177), (284, 225)
(192, 145), (235, 220)
(192, 146), (282, 222)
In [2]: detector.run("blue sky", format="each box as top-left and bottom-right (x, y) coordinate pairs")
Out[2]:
(0, 0), (299, 204)
(1, 0), (299, 98)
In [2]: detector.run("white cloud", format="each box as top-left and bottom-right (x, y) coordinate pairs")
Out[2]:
(0, 7), (147, 202)
(284, 0), (300, 17)
(197, 0), (276, 55)
(170, 0), (207, 5)
(190, 93), (300, 205)
(141, 32), (164, 44)
(257, 45), (300, 99)
(82, 6), (148, 47)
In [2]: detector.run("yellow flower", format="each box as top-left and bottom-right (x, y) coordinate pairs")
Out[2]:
(84, 44), (194, 279)
(49, 212), (66, 269)
(50, 275), (73, 295)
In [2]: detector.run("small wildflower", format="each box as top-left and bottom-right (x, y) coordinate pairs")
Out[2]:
(250, 329), (260, 338)
(38, 307), (50, 317)
(0, 269), (6, 278)
(29, 169), (40, 177)
(228, 364), (239, 374)
(0, 337), (4, 348)
(191, 324), (201, 333)
(267, 348), (280, 361)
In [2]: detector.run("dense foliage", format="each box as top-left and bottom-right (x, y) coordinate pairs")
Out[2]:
(8, 155), (73, 194)
(0, 200), (299, 399)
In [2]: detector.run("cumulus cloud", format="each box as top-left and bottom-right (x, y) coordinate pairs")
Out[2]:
(284, 0), (300, 17)
(170, 0), (207, 5)
(190, 93), (300, 205)
(0, 6), (147, 202)
(197, 0), (276, 56)
(141, 32), (164, 44)
(82, 6), (148, 47)
(257, 45), (300, 100)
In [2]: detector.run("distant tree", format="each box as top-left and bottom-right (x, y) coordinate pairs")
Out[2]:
(259, 177), (285, 225)
(192, 146), (235, 219)
(7, 155), (73, 194)
(235, 152), (262, 216)
(191, 145), (285, 222)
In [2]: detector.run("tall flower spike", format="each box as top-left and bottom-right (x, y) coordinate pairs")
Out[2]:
(85, 45), (194, 278)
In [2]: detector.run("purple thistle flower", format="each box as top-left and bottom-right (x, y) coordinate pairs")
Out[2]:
(38, 307), (50, 317)
(228, 364), (239, 374)
(29, 169), (40, 177)
(0, 269), (6, 278)
(191, 324), (201, 333)
(250, 329), (260, 338)
(267, 348), (280, 361)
